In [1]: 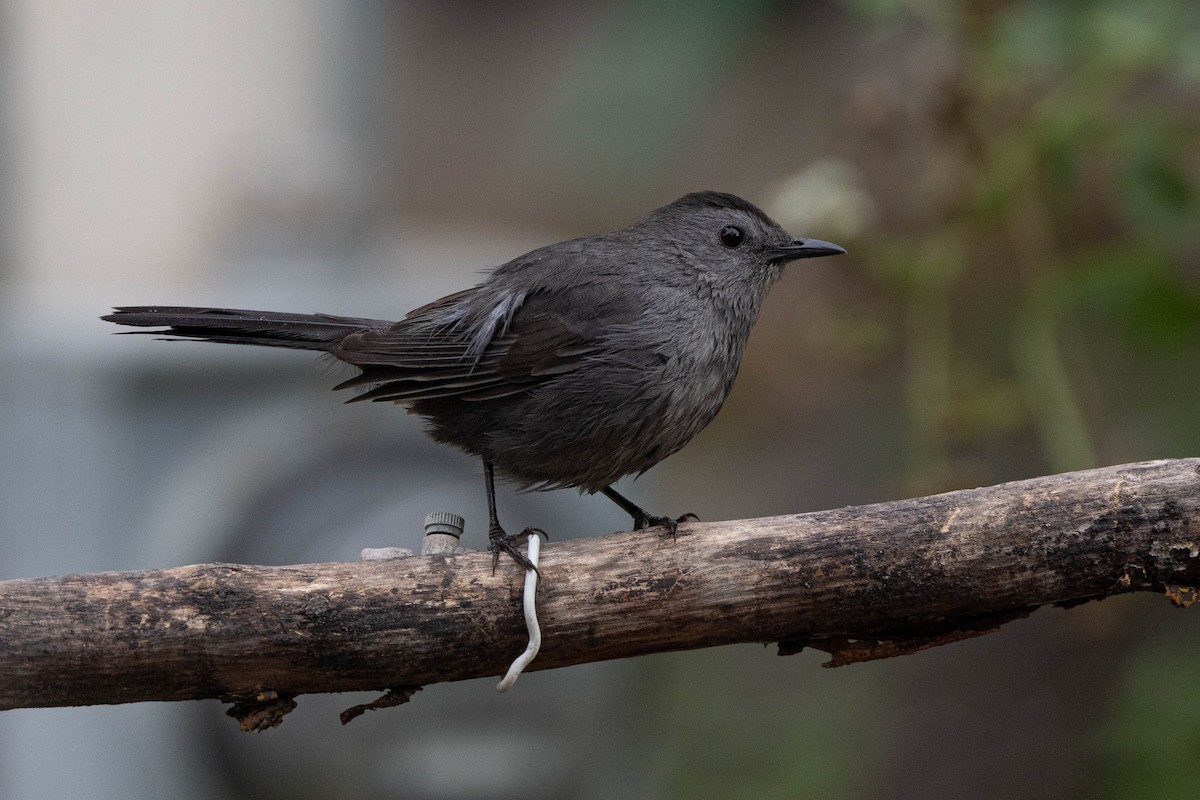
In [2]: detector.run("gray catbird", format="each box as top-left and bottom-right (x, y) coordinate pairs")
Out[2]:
(103, 191), (844, 569)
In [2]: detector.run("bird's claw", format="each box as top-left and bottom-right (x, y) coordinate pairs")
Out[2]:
(488, 526), (544, 575)
(633, 512), (698, 541)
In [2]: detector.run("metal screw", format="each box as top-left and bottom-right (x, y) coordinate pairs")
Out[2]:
(422, 511), (466, 555)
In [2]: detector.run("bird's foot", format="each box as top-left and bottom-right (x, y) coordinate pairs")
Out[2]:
(632, 512), (699, 541)
(488, 524), (545, 575)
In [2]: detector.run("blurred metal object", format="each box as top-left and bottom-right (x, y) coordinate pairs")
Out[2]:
(360, 511), (468, 559)
(421, 511), (466, 555)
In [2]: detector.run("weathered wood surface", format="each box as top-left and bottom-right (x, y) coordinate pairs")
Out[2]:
(1, 459), (1197, 714)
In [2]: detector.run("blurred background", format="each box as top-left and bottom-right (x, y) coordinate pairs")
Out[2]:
(1, 1), (1198, 798)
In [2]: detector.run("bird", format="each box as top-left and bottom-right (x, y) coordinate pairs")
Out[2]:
(103, 191), (845, 571)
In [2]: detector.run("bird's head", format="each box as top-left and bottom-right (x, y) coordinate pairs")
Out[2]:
(635, 191), (845, 298)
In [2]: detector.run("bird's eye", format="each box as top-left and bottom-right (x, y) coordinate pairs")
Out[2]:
(719, 226), (745, 248)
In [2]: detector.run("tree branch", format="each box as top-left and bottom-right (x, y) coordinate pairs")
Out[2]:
(2, 459), (1198, 723)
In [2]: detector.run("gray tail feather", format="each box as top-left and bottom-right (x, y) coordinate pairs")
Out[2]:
(101, 306), (393, 352)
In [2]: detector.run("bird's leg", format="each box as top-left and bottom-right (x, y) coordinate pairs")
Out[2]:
(599, 485), (698, 540)
(484, 460), (541, 574)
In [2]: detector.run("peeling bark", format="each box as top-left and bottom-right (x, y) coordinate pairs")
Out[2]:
(1, 459), (1197, 720)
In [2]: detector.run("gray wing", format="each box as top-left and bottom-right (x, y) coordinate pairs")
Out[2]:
(332, 284), (633, 404)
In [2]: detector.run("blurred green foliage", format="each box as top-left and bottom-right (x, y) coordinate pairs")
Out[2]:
(1091, 645), (1200, 798)
(846, 0), (1200, 486)
(834, 2), (1200, 797)
(653, 647), (883, 800)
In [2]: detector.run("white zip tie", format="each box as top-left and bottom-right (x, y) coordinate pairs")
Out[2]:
(496, 532), (545, 692)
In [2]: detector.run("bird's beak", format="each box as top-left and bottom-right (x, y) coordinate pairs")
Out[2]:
(767, 238), (847, 263)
